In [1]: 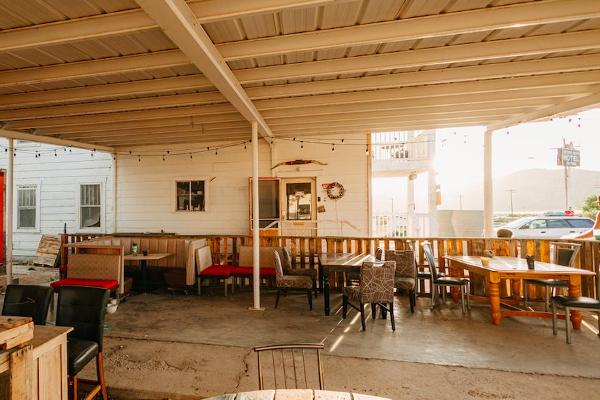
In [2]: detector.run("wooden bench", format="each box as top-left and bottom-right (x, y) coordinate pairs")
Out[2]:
(52, 244), (125, 297)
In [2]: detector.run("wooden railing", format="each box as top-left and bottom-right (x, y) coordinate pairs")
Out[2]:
(60, 234), (600, 299)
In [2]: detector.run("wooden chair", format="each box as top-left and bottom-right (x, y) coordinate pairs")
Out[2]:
(342, 261), (396, 331)
(254, 343), (325, 389)
(524, 242), (581, 311)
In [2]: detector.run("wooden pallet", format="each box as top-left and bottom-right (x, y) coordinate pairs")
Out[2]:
(0, 316), (34, 351)
(32, 234), (61, 267)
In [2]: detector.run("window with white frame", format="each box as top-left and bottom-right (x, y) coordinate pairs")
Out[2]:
(17, 185), (37, 229)
(175, 180), (206, 211)
(80, 184), (102, 228)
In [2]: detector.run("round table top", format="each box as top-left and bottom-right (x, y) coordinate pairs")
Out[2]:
(204, 389), (390, 400)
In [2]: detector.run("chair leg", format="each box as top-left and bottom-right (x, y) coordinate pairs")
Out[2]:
(460, 286), (466, 314)
(197, 278), (201, 296)
(275, 289), (281, 308)
(551, 301), (557, 336)
(544, 285), (550, 312)
(597, 311), (600, 337)
(307, 289), (313, 311)
(97, 352), (108, 400)
(430, 284), (437, 309)
(441, 287), (446, 303)
(409, 289), (415, 313)
(342, 295), (348, 319)
(359, 303), (366, 331)
(466, 282), (471, 310)
(565, 306), (571, 344)
(389, 302), (396, 331)
(523, 281), (529, 308)
(224, 278), (228, 296)
(371, 303), (377, 320)
(71, 375), (78, 400)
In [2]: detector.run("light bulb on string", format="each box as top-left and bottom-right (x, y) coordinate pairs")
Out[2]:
(54, 150), (57, 157)
(190, 153), (193, 159)
(331, 144), (335, 152)
(138, 155), (142, 162)
(300, 141), (304, 149)
(365, 145), (369, 155)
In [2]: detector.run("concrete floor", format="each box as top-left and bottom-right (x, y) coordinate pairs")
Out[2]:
(3, 268), (600, 399)
(94, 288), (600, 399)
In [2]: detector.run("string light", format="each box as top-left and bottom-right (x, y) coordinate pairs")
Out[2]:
(300, 141), (304, 149)
(365, 145), (369, 155)
(331, 144), (335, 151)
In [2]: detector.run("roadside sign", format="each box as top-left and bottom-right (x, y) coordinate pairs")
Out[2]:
(557, 147), (580, 167)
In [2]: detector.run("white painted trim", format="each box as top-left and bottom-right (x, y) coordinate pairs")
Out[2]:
(14, 179), (41, 233)
(171, 176), (210, 213)
(76, 180), (106, 233)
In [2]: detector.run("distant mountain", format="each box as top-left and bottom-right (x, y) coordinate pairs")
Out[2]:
(466, 168), (600, 213)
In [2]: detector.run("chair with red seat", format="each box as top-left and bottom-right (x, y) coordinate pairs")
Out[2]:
(196, 246), (233, 295)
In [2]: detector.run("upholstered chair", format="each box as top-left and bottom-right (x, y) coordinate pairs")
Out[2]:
(2, 284), (53, 325)
(273, 250), (314, 310)
(385, 249), (417, 313)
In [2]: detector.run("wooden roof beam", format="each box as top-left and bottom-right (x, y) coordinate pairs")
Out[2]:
(0, 128), (113, 152)
(2, 70), (597, 123)
(217, 0), (600, 60)
(2, 29), (598, 90)
(0, 0), (336, 52)
(487, 89), (600, 131)
(40, 99), (554, 136)
(136, 0), (272, 138)
(4, 52), (600, 109)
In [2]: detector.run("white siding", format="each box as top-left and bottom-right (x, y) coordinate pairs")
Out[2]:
(0, 139), (114, 258)
(116, 134), (369, 237)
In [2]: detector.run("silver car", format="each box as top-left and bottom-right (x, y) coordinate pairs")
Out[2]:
(496, 216), (594, 239)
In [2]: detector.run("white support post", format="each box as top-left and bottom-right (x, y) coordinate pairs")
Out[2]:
(483, 129), (494, 237)
(251, 121), (262, 310)
(406, 173), (416, 237)
(427, 130), (438, 237)
(113, 153), (118, 233)
(5, 138), (13, 284)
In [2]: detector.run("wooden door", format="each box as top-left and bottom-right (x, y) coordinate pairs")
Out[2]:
(280, 177), (317, 237)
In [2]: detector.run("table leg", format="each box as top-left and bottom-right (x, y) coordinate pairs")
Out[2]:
(568, 275), (582, 330)
(322, 265), (330, 316)
(488, 272), (501, 326)
(511, 279), (521, 303)
(448, 260), (460, 303)
(141, 260), (148, 293)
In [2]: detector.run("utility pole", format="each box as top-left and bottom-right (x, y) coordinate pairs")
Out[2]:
(563, 138), (569, 210)
(458, 193), (463, 210)
(506, 188), (516, 215)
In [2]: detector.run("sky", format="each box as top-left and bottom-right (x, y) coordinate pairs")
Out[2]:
(373, 108), (600, 214)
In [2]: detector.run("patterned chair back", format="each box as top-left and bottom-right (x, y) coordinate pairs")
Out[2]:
(273, 249), (285, 281)
(359, 261), (395, 303)
(385, 250), (416, 279)
(281, 247), (293, 270)
(375, 247), (383, 261)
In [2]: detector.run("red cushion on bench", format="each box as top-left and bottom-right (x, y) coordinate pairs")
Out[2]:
(200, 265), (233, 277)
(232, 266), (276, 277)
(50, 278), (119, 290)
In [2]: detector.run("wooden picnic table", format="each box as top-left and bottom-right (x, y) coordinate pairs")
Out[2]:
(318, 253), (376, 316)
(204, 389), (390, 399)
(445, 255), (596, 328)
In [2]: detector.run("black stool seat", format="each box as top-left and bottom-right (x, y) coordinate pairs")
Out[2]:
(525, 279), (568, 287)
(434, 276), (469, 286)
(552, 295), (600, 309)
(68, 338), (99, 376)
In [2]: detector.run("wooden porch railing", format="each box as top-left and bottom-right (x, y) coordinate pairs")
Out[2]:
(60, 234), (600, 300)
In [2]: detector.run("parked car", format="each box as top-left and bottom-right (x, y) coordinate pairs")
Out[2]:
(496, 216), (594, 239)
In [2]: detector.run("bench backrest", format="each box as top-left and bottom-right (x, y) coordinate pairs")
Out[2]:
(238, 246), (279, 269)
(67, 253), (122, 280)
(195, 246), (213, 274)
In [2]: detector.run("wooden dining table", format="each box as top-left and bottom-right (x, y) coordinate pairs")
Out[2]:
(318, 253), (376, 316)
(204, 389), (389, 400)
(445, 255), (596, 329)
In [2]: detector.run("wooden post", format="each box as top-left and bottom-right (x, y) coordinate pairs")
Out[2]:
(483, 129), (494, 237)
(5, 138), (13, 284)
